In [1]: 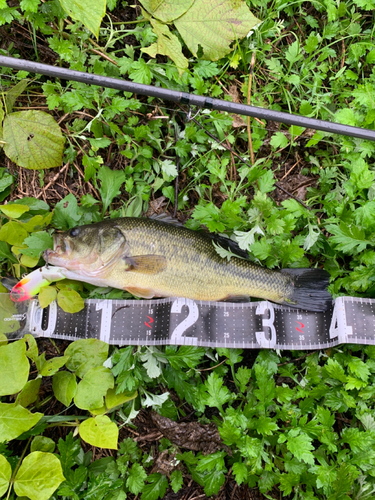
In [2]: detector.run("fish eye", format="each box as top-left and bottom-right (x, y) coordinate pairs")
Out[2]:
(69, 228), (80, 237)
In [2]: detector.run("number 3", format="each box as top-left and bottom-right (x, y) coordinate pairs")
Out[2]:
(255, 301), (277, 348)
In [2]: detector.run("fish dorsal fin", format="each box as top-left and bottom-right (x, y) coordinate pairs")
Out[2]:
(148, 213), (185, 227)
(124, 255), (167, 274)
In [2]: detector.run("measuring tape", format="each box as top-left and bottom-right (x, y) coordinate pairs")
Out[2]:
(2, 294), (374, 349)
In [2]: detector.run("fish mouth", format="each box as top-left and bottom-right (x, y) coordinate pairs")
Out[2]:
(43, 234), (71, 267)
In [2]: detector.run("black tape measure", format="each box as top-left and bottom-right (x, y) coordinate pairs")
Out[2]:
(2, 294), (374, 349)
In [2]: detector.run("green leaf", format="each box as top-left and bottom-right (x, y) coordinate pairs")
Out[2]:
(0, 221), (28, 246)
(285, 40), (303, 65)
(97, 165), (125, 215)
(142, 20), (189, 74)
(0, 403), (43, 441)
(0, 168), (14, 195)
(74, 366), (114, 410)
(15, 378), (41, 407)
(326, 222), (370, 254)
(4, 79), (29, 113)
(232, 462), (247, 485)
(52, 193), (81, 230)
(24, 333), (38, 362)
(126, 462), (147, 494)
(37, 353), (69, 377)
(65, 338), (109, 378)
(270, 131), (289, 149)
(234, 225), (264, 251)
(204, 372), (232, 409)
(19, 231), (53, 259)
(0, 339), (29, 396)
(20, 0), (40, 12)
(79, 415), (118, 449)
(14, 451), (65, 500)
(52, 371), (77, 407)
(286, 432), (315, 465)
(105, 387), (138, 410)
(0, 454), (11, 497)
(139, 0), (194, 22)
(38, 286), (57, 309)
(30, 436), (55, 453)
(0, 204), (29, 218)
(142, 473), (168, 500)
(58, 0), (106, 37)
(174, 0), (260, 61)
(348, 357), (370, 382)
(3, 110), (64, 170)
(57, 289), (85, 314)
(170, 470), (183, 493)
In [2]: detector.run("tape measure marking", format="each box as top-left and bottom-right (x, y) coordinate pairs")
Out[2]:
(5, 295), (375, 349)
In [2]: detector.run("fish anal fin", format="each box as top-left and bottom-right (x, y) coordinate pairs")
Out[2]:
(124, 255), (167, 274)
(125, 286), (156, 299)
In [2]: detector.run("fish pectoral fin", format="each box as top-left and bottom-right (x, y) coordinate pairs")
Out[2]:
(125, 286), (156, 299)
(123, 255), (167, 275)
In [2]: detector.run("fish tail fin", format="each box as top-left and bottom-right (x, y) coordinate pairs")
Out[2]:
(280, 268), (332, 312)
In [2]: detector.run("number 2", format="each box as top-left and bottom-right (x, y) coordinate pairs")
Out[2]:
(170, 298), (199, 344)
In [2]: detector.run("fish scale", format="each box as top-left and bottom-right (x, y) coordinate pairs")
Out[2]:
(43, 217), (332, 312)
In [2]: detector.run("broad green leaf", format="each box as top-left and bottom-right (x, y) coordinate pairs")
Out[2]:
(0, 168), (14, 195)
(139, 0), (194, 22)
(38, 286), (57, 309)
(0, 204), (29, 219)
(58, 0), (106, 37)
(74, 366), (114, 410)
(52, 371), (77, 406)
(142, 19), (188, 75)
(0, 221), (28, 246)
(0, 454), (11, 497)
(14, 451), (65, 500)
(57, 289), (85, 314)
(142, 473), (169, 500)
(65, 338), (109, 378)
(106, 388), (138, 410)
(0, 339), (29, 396)
(4, 79), (29, 113)
(20, 254), (40, 268)
(15, 378), (41, 407)
(0, 293), (21, 336)
(37, 353), (69, 377)
(19, 212), (53, 232)
(0, 403), (43, 441)
(91, 388), (138, 415)
(0, 333), (7, 346)
(97, 165), (125, 215)
(79, 415), (118, 449)
(24, 333), (38, 362)
(30, 436), (55, 453)
(52, 193), (81, 230)
(174, 0), (260, 61)
(19, 231), (53, 259)
(3, 110), (65, 170)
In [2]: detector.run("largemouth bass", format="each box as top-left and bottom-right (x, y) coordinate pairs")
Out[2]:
(40, 217), (332, 312)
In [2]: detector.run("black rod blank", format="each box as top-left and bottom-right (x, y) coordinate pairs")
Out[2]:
(1, 55), (375, 142)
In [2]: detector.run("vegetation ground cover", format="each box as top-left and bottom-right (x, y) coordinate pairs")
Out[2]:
(0, 0), (375, 498)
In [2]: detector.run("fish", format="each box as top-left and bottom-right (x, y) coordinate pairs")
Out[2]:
(40, 217), (332, 312)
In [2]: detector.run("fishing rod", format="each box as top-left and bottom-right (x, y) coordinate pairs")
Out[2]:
(1, 55), (375, 142)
